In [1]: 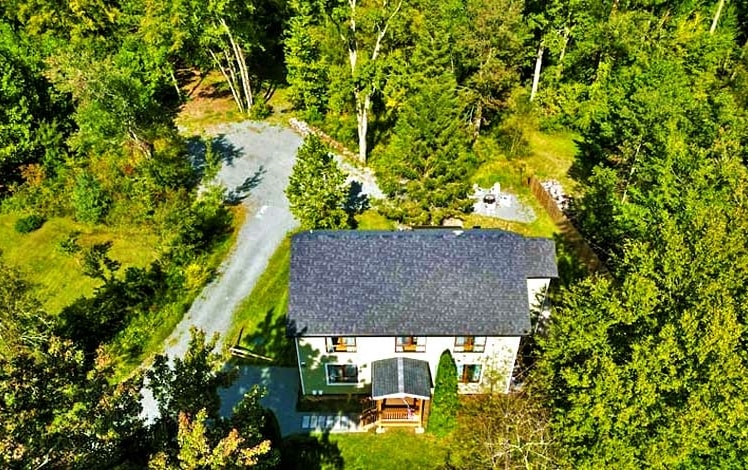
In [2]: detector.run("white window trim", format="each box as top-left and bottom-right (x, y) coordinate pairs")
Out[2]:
(457, 363), (483, 384)
(395, 336), (427, 352)
(325, 363), (359, 386)
(454, 336), (487, 353)
(325, 336), (357, 353)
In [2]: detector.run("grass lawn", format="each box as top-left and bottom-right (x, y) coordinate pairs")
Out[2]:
(0, 214), (158, 313)
(227, 209), (396, 364)
(281, 430), (448, 470)
(471, 136), (561, 239)
(111, 205), (247, 380)
(525, 128), (580, 194)
(228, 234), (295, 365)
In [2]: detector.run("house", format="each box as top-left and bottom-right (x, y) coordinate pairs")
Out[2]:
(287, 229), (557, 432)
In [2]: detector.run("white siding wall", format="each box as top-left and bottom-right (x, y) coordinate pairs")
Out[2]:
(297, 335), (521, 395)
(527, 278), (551, 313)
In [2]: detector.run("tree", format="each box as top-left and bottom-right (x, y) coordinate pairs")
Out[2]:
(286, 135), (351, 229)
(538, 163), (748, 466)
(148, 409), (272, 470)
(429, 350), (458, 436)
(0, 21), (70, 190)
(327, 0), (404, 162)
(447, 393), (557, 469)
(0, 261), (50, 355)
(378, 71), (475, 225)
(148, 328), (236, 424)
(146, 328), (278, 469)
(72, 172), (110, 223)
(285, 0), (329, 120)
(0, 337), (146, 468)
(454, 0), (530, 134)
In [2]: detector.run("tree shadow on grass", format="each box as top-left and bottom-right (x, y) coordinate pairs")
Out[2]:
(239, 307), (296, 366)
(280, 432), (345, 470)
(344, 180), (370, 228)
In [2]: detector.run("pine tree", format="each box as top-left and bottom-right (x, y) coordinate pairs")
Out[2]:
(286, 135), (351, 229)
(379, 70), (474, 225)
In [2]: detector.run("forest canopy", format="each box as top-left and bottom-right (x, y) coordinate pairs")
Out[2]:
(2, 0), (748, 467)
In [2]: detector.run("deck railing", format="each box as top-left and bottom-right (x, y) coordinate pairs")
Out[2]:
(380, 408), (420, 421)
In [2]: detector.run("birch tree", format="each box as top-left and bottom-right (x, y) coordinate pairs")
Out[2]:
(201, 2), (259, 114)
(331, 0), (403, 163)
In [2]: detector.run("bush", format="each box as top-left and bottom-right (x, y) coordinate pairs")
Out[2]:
(15, 214), (45, 233)
(56, 231), (82, 255)
(249, 98), (273, 120)
(429, 350), (458, 436)
(72, 172), (110, 224)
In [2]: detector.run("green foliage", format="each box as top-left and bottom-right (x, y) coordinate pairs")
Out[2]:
(148, 328), (236, 422)
(285, 0), (329, 117)
(286, 135), (351, 229)
(72, 172), (110, 224)
(378, 72), (475, 225)
(0, 336), (145, 468)
(249, 97), (273, 120)
(56, 230), (82, 255)
(13, 214), (44, 233)
(80, 241), (121, 282)
(0, 261), (50, 354)
(447, 394), (556, 469)
(538, 151), (748, 466)
(429, 350), (458, 436)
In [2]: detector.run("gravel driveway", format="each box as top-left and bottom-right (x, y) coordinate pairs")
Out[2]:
(141, 121), (384, 420)
(141, 122), (302, 419)
(166, 122), (302, 359)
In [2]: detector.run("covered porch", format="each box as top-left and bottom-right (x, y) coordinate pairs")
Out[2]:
(364, 357), (432, 433)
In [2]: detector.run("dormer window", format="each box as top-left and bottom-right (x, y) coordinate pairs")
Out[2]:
(395, 336), (426, 352)
(454, 336), (486, 353)
(326, 337), (357, 353)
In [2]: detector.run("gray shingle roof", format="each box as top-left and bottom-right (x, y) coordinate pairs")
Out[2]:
(372, 357), (432, 399)
(287, 229), (557, 337)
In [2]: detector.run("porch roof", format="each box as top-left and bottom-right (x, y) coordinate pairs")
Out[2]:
(372, 357), (432, 400)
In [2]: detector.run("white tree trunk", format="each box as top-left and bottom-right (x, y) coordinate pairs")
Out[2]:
(209, 49), (244, 113)
(222, 18), (253, 111)
(530, 42), (544, 102)
(556, 27), (571, 78)
(169, 69), (182, 101)
(356, 93), (370, 163)
(711, 0), (726, 34)
(344, 0), (401, 163)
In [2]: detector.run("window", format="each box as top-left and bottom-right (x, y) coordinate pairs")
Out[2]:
(326, 364), (359, 384)
(454, 336), (486, 353)
(457, 364), (482, 384)
(395, 336), (426, 352)
(326, 337), (357, 353)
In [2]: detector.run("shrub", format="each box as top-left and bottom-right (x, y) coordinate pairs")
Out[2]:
(249, 98), (273, 120)
(72, 172), (110, 224)
(429, 349), (458, 436)
(15, 214), (45, 233)
(57, 231), (82, 255)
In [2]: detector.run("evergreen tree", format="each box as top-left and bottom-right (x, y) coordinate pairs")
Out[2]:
(285, 0), (329, 120)
(538, 160), (748, 467)
(429, 350), (458, 436)
(379, 69), (475, 225)
(286, 135), (351, 229)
